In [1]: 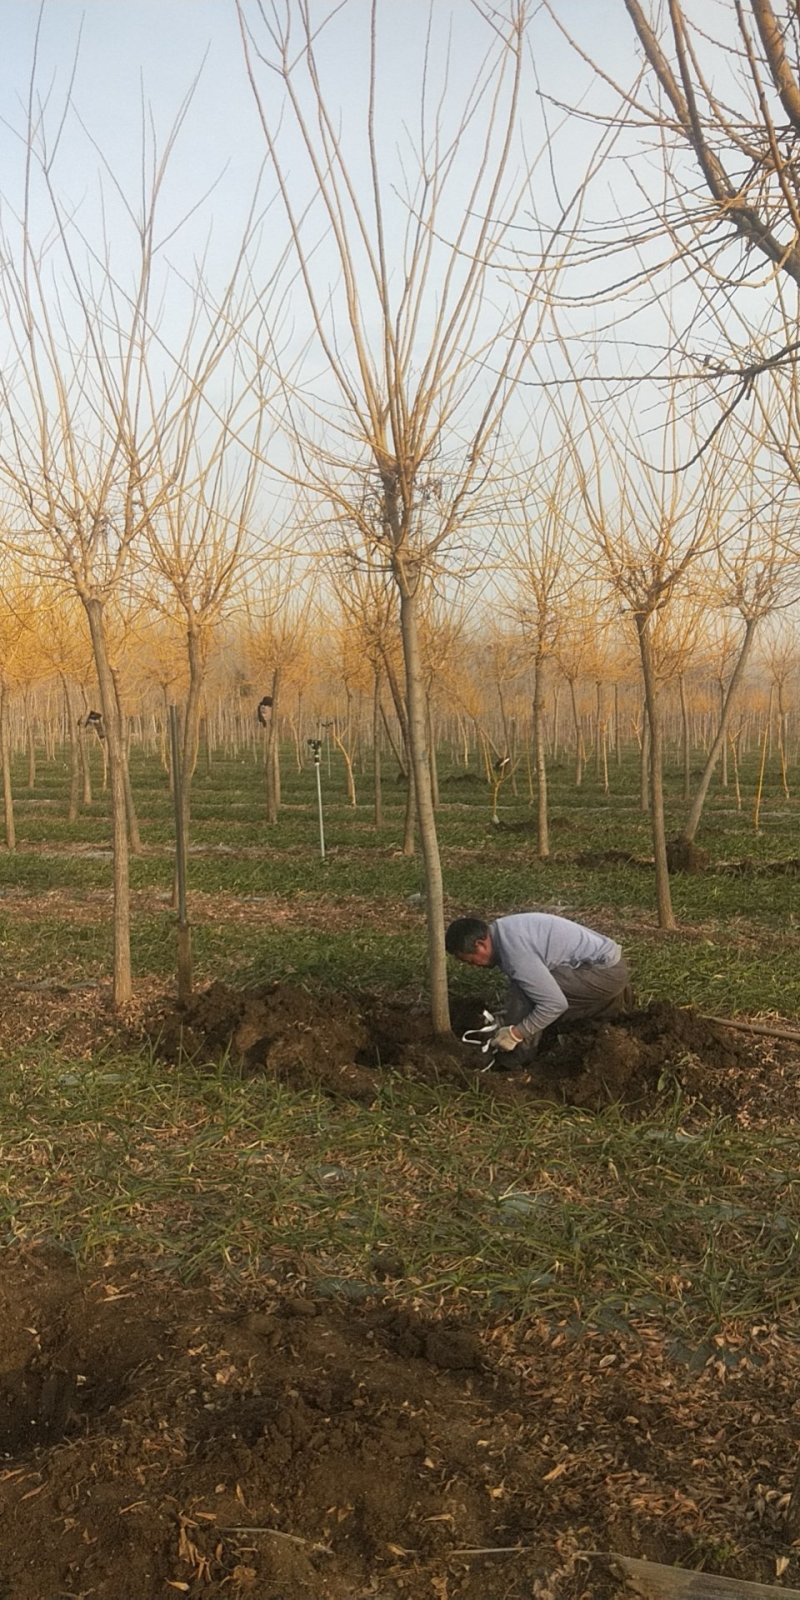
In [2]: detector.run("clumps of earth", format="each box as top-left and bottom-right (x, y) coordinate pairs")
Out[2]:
(3, 1248), (799, 1600)
(142, 981), (794, 1123)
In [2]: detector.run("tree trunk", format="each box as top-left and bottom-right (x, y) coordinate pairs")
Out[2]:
(508, 715), (519, 796)
(84, 596), (132, 1006)
(273, 729), (282, 810)
(398, 584), (449, 1032)
(636, 615), (675, 930)
(754, 688), (773, 835)
(26, 699), (36, 790)
(381, 649), (411, 776)
(532, 657), (549, 859)
(79, 723), (93, 806)
(380, 698), (408, 780)
(683, 616), (759, 846)
(121, 718), (141, 854)
(183, 629), (205, 794)
(498, 682), (512, 760)
(678, 673), (691, 801)
(731, 731), (742, 811)
(110, 665), (141, 855)
(640, 708), (650, 813)
(569, 678), (583, 787)
(167, 626), (206, 908)
(0, 685), (16, 852)
(332, 722), (357, 805)
(427, 700), (440, 810)
(264, 666), (282, 824)
(402, 764), (416, 855)
(380, 649), (415, 847)
(159, 692), (170, 772)
(372, 670), (383, 828)
(777, 682), (790, 799)
(719, 679), (729, 788)
(62, 677), (81, 824)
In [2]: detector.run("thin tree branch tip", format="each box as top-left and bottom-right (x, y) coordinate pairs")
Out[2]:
(699, 1013), (800, 1045)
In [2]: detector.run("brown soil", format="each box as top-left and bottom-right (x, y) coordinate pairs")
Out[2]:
(665, 838), (711, 874)
(2, 989), (800, 1597)
(2, 1248), (800, 1600)
(717, 856), (800, 877)
(571, 848), (800, 879)
(574, 848), (647, 868)
(141, 981), (800, 1126)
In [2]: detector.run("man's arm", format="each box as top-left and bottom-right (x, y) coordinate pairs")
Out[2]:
(505, 954), (569, 1038)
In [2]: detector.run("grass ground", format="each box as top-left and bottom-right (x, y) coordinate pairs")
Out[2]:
(1, 738), (800, 1598)
(1, 737), (798, 1330)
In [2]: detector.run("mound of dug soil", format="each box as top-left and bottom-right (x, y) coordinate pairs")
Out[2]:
(143, 984), (800, 1123)
(145, 979), (464, 1101)
(531, 1001), (757, 1114)
(2, 1250), (799, 1600)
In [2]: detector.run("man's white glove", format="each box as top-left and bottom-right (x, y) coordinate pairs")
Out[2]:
(492, 1025), (524, 1052)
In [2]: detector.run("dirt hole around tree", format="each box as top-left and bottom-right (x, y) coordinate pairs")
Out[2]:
(140, 980), (799, 1124)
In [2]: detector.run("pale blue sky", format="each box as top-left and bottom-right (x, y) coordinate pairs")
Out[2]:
(0, 4), (737, 503)
(0, 2), (639, 243)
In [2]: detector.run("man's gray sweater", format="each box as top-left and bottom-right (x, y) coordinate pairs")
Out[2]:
(489, 912), (622, 1036)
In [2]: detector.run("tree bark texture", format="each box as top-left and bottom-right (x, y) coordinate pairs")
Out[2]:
(84, 597), (133, 1006)
(683, 617), (759, 846)
(398, 585), (449, 1033)
(636, 615), (676, 930)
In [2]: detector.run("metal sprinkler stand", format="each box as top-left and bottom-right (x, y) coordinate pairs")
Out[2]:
(307, 738), (326, 861)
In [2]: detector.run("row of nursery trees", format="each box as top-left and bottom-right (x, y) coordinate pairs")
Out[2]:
(3, 2), (800, 1023)
(1, 574), (798, 843)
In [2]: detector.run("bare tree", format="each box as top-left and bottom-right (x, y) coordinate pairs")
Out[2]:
(569, 394), (727, 928)
(552, 591), (609, 788)
(0, 136), (160, 996)
(476, 623), (527, 794)
(0, 565), (42, 851)
(615, 0), (800, 300)
(499, 447), (579, 858)
(35, 589), (95, 818)
(0, 51), (266, 1003)
(244, 571), (317, 824)
(143, 410), (266, 862)
(236, 0), (610, 1031)
(678, 510), (796, 857)
(335, 563), (407, 832)
(760, 618), (800, 796)
(554, 0), (800, 485)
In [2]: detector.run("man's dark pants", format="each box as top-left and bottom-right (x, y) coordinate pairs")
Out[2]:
(502, 956), (632, 1061)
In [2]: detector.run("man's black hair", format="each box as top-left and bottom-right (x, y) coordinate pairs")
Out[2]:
(445, 916), (490, 955)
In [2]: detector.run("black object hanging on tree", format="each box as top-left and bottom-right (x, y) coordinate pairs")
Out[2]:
(80, 710), (105, 740)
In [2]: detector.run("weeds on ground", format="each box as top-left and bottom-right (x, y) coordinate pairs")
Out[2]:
(1, 744), (799, 1341)
(0, 1036), (798, 1342)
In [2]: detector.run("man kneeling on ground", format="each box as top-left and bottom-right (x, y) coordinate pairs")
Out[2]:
(446, 911), (631, 1065)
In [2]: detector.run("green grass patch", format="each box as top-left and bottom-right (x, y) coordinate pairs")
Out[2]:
(0, 1041), (797, 1338)
(2, 740), (800, 1340)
